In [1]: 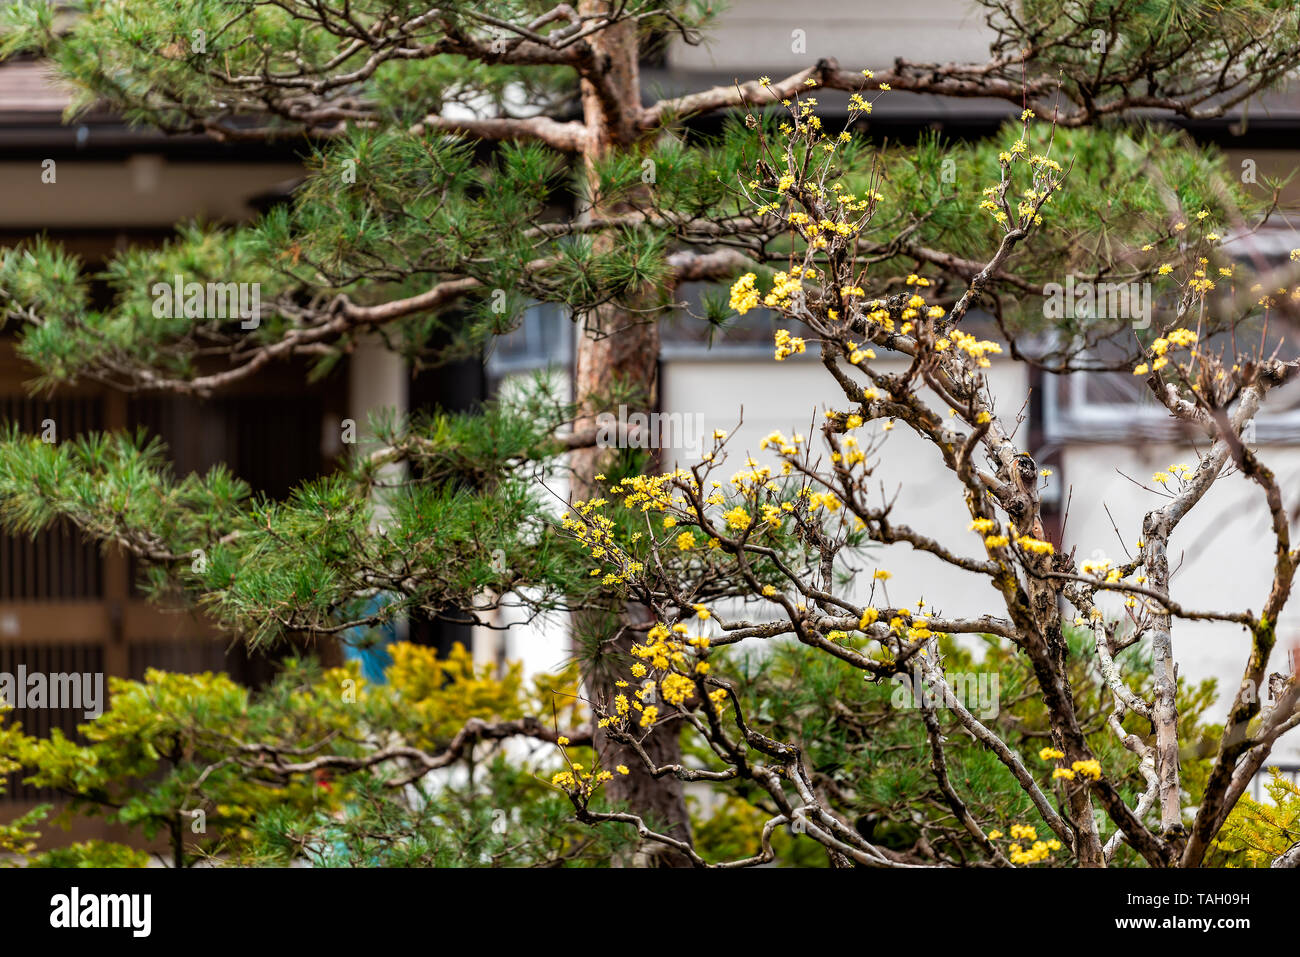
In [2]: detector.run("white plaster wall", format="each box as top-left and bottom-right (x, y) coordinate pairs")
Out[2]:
(667, 0), (995, 74)
(1061, 442), (1300, 762)
(660, 352), (1029, 622)
(661, 353), (1300, 766)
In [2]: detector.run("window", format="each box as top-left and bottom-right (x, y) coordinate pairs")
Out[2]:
(485, 300), (572, 380)
(1046, 327), (1300, 443)
(660, 281), (787, 359)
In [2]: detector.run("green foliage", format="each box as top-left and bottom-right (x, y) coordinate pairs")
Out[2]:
(994, 0), (1300, 108)
(250, 757), (632, 867)
(690, 794), (827, 867)
(0, 114), (1265, 389)
(1209, 770), (1300, 867)
(0, 378), (606, 647)
(0, 644), (630, 866)
(693, 630), (1222, 866)
(24, 841), (152, 868)
(0, 708), (47, 857)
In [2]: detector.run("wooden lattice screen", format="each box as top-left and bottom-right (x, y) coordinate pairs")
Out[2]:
(0, 384), (331, 811)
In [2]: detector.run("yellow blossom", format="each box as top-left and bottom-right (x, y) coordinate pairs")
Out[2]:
(729, 273), (759, 315)
(1071, 759), (1102, 781)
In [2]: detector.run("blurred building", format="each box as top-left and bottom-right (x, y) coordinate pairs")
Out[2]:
(0, 57), (477, 832)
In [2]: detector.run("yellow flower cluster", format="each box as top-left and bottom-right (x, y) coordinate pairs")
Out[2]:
(905, 617), (934, 642)
(1071, 759), (1102, 781)
(597, 618), (728, 735)
(633, 623), (684, 671)
(765, 271), (804, 309)
(1153, 462), (1194, 485)
(1016, 534), (1054, 555)
(728, 456), (780, 496)
(611, 469), (690, 512)
(729, 273), (759, 315)
(723, 505), (752, 530)
(846, 340), (876, 365)
(1133, 328), (1198, 375)
(562, 500), (645, 587)
(950, 330), (1003, 368)
(552, 770), (577, 789)
(773, 328), (807, 361)
(1188, 257), (1217, 295)
(660, 672), (696, 706)
(1009, 840), (1055, 864)
(861, 300), (895, 332)
(834, 189), (879, 212)
(759, 429), (804, 455)
(1079, 558), (1111, 578)
(807, 490), (842, 511)
(801, 217), (857, 241)
(997, 820), (1064, 864)
(1037, 745), (1103, 784)
(551, 755), (616, 797)
(831, 434), (866, 467)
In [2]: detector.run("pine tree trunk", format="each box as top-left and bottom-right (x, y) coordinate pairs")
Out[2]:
(569, 0), (693, 866)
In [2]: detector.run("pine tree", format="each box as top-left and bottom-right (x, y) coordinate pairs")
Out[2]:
(1, 0), (1299, 866)
(1212, 769), (1300, 867)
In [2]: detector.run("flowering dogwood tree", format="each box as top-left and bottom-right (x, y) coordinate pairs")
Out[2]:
(0, 0), (1299, 866)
